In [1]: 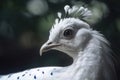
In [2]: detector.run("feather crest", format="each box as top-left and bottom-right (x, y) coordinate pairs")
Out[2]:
(56, 5), (92, 24)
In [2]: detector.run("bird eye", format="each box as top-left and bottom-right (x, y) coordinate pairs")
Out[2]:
(63, 29), (74, 38)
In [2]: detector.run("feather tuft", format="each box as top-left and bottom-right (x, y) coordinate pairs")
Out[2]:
(55, 5), (93, 25)
(64, 5), (70, 14)
(57, 12), (62, 19)
(64, 5), (92, 20)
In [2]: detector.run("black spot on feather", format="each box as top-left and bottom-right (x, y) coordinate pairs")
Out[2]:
(17, 76), (19, 79)
(34, 75), (36, 79)
(22, 74), (25, 77)
(37, 69), (39, 71)
(42, 71), (44, 74)
(8, 74), (12, 78)
(29, 74), (31, 76)
(50, 72), (53, 76)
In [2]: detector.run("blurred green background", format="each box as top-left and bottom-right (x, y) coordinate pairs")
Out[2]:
(0, 0), (120, 77)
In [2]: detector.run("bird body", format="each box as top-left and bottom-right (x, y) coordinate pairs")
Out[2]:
(0, 5), (117, 80)
(0, 67), (62, 80)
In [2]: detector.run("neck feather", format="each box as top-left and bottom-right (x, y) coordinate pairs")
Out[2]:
(73, 30), (111, 63)
(68, 31), (116, 80)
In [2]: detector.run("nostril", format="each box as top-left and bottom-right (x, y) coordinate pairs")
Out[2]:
(47, 42), (53, 45)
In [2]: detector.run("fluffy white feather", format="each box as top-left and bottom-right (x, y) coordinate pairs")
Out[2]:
(0, 5), (117, 80)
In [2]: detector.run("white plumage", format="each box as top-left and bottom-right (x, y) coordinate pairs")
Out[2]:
(0, 5), (117, 80)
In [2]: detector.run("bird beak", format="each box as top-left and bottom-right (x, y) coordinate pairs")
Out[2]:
(40, 41), (61, 56)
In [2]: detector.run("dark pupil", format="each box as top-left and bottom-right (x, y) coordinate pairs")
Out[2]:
(64, 29), (73, 37)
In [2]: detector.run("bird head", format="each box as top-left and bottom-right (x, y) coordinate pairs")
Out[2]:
(40, 18), (92, 58)
(40, 5), (93, 58)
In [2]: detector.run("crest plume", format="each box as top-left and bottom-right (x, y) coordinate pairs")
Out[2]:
(55, 5), (93, 25)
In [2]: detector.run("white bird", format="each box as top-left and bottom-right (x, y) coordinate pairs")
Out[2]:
(0, 5), (117, 80)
